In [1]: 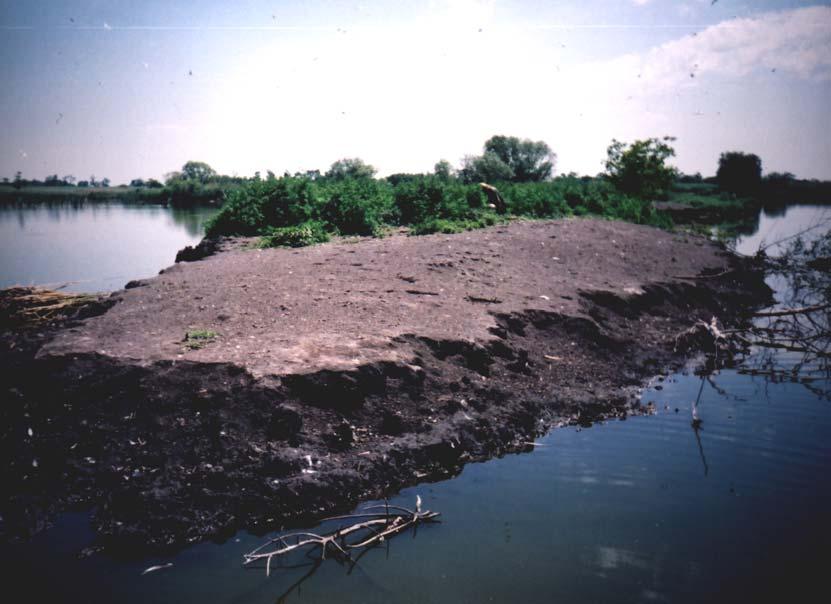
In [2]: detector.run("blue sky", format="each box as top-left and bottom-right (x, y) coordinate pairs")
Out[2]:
(1, 0), (830, 183)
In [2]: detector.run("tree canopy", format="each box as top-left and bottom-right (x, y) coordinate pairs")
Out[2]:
(460, 135), (555, 184)
(460, 151), (515, 183)
(605, 137), (677, 199)
(717, 151), (762, 194)
(325, 158), (376, 181)
(180, 161), (217, 183)
(483, 135), (555, 182)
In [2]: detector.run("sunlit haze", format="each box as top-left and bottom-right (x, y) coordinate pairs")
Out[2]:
(2, 0), (830, 183)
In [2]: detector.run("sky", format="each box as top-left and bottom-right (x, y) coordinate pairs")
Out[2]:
(1, 0), (830, 184)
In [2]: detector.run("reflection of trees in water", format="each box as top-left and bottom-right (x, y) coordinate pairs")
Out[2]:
(169, 206), (217, 237)
(690, 225), (831, 475)
(2, 198), (216, 238)
(719, 222), (831, 400)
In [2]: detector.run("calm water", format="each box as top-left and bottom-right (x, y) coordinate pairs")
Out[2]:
(2, 204), (829, 603)
(0, 200), (217, 292)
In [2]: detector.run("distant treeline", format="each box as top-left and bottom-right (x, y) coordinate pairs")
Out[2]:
(3, 138), (829, 231)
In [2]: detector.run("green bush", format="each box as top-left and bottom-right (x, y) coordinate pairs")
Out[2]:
(258, 221), (330, 248)
(502, 181), (571, 218)
(320, 178), (392, 235)
(410, 212), (502, 235)
(204, 169), (674, 242)
(391, 175), (483, 225)
(205, 186), (266, 236)
(205, 176), (322, 237)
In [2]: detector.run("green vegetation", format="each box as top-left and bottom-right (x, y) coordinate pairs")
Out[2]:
(460, 135), (555, 183)
(258, 222), (330, 248)
(204, 141), (674, 247)
(717, 152), (762, 195)
(183, 329), (218, 350)
(4, 135), (828, 243)
(605, 137), (677, 199)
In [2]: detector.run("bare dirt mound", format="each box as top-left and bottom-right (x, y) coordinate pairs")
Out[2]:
(0, 219), (771, 553)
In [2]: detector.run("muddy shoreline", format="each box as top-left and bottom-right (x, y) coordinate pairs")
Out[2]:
(0, 219), (771, 555)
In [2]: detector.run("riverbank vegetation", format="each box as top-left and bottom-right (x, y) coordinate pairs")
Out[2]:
(3, 136), (829, 243)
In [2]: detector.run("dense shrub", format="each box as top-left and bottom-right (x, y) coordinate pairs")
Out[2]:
(258, 221), (330, 248)
(410, 213), (502, 235)
(502, 181), (571, 217)
(391, 176), (484, 225)
(205, 170), (672, 245)
(320, 178), (392, 236)
(204, 187), (266, 236)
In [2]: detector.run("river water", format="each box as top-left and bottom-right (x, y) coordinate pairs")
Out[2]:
(0, 200), (217, 292)
(2, 203), (829, 603)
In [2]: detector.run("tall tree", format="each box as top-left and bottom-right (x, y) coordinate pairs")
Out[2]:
(433, 159), (455, 181)
(459, 152), (515, 183)
(605, 137), (677, 199)
(717, 151), (762, 194)
(482, 135), (556, 182)
(325, 158), (376, 181)
(180, 161), (217, 183)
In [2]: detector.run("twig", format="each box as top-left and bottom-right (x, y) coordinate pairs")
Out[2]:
(752, 304), (830, 318)
(243, 497), (440, 576)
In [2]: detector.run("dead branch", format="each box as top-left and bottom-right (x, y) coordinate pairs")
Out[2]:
(751, 304), (830, 318)
(243, 497), (440, 576)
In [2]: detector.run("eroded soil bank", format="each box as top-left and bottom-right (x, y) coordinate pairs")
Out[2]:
(0, 219), (771, 554)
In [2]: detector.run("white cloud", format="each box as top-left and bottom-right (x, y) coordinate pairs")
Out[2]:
(605, 5), (831, 89)
(195, 4), (831, 177)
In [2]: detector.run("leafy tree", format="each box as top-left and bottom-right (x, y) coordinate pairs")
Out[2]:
(325, 158), (376, 181)
(434, 159), (455, 181)
(180, 161), (217, 183)
(13, 171), (23, 189)
(1, 177), (8, 185)
(460, 152), (515, 183)
(44, 174), (61, 186)
(605, 137), (677, 199)
(146, 178), (163, 188)
(63, 175), (76, 185)
(77, 180), (89, 187)
(89, 175), (98, 187)
(482, 135), (555, 182)
(717, 151), (762, 194)
(101, 177), (111, 188)
(130, 178), (145, 187)
(165, 172), (183, 185)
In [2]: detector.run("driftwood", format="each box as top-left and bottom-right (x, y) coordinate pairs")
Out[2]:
(243, 497), (440, 577)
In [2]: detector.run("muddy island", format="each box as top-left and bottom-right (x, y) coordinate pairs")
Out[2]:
(0, 218), (771, 554)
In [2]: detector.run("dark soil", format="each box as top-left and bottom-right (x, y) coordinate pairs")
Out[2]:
(0, 218), (771, 555)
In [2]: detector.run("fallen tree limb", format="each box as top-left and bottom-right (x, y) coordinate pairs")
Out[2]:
(243, 497), (440, 576)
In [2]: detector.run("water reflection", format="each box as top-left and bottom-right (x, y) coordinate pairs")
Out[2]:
(0, 200), (217, 292)
(0, 204), (829, 603)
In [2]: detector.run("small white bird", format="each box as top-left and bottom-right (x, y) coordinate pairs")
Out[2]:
(416, 495), (422, 513)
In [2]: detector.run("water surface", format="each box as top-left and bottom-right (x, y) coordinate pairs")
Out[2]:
(0, 200), (217, 292)
(1, 204), (829, 603)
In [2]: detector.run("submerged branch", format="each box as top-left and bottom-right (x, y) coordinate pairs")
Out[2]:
(243, 498), (440, 577)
